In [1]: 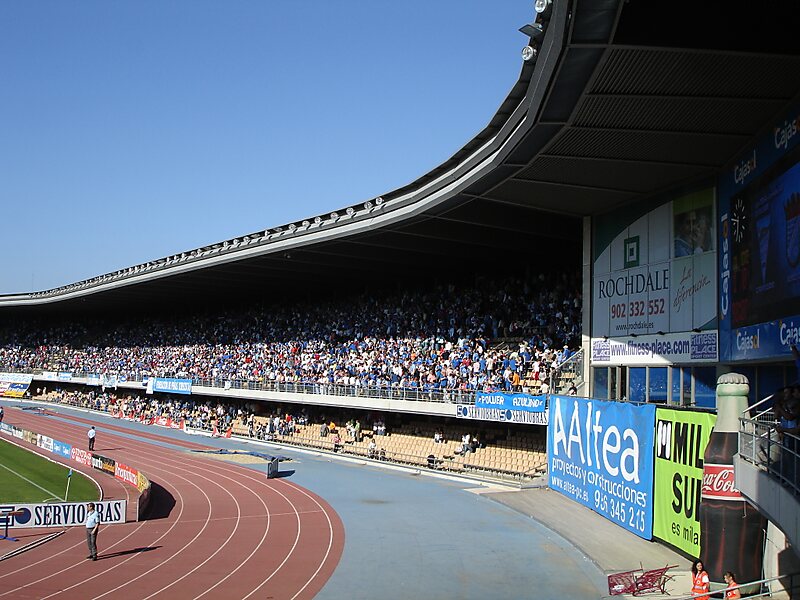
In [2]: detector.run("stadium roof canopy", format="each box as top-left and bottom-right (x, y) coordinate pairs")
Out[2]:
(4, 0), (800, 313)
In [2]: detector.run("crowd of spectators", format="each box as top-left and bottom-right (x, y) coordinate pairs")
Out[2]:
(34, 386), (383, 445)
(37, 387), (239, 431)
(0, 273), (581, 396)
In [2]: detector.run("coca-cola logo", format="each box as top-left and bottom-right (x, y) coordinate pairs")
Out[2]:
(701, 464), (743, 500)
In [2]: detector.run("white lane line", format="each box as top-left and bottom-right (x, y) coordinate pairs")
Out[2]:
(240, 479), (302, 600)
(281, 479), (337, 600)
(191, 474), (273, 599)
(0, 460), (64, 501)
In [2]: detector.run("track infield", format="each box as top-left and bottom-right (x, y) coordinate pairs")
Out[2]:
(0, 437), (98, 503)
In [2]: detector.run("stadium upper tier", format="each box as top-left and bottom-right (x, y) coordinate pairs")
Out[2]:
(0, 273), (580, 398)
(2, 0), (800, 312)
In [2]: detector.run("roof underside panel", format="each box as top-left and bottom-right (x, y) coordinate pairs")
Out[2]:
(545, 128), (748, 167)
(571, 96), (787, 135)
(591, 49), (800, 98)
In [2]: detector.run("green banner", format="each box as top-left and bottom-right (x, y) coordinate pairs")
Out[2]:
(653, 407), (717, 557)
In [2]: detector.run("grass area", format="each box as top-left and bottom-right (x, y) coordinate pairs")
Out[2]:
(0, 438), (99, 503)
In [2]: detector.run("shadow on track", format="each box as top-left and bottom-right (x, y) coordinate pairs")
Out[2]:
(98, 546), (161, 559)
(143, 482), (176, 520)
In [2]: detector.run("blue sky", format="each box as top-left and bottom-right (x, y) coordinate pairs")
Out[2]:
(1, 2), (532, 294)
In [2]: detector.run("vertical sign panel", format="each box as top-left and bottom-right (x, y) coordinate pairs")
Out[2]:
(652, 408), (717, 557)
(547, 396), (655, 540)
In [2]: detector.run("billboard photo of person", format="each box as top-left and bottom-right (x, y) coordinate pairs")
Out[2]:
(673, 190), (715, 258)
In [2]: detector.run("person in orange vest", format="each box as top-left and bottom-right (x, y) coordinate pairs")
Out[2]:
(691, 559), (710, 600)
(723, 571), (741, 599)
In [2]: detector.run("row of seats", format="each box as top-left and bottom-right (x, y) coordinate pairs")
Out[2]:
(235, 418), (547, 480)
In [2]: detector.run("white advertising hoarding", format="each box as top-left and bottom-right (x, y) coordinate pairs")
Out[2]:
(592, 189), (718, 365)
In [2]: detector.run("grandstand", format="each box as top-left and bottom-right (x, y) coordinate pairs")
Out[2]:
(3, 0), (800, 596)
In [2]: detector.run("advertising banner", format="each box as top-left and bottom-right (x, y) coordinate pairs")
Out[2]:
(57, 372), (73, 382)
(547, 396), (656, 539)
(652, 408), (716, 557)
(114, 463), (139, 487)
(92, 453), (116, 476)
(592, 189), (717, 365)
(36, 434), (54, 453)
(86, 374), (102, 386)
(475, 391), (546, 412)
(0, 500), (126, 528)
(52, 440), (72, 459)
(720, 104), (800, 361)
(137, 471), (150, 494)
(591, 331), (718, 366)
(0, 372), (33, 385)
(152, 378), (192, 395)
(3, 382), (29, 398)
(70, 447), (93, 467)
(456, 404), (548, 425)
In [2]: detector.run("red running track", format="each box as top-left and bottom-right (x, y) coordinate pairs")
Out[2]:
(0, 407), (345, 599)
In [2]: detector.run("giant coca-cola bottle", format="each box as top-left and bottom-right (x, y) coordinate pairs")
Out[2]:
(699, 373), (766, 593)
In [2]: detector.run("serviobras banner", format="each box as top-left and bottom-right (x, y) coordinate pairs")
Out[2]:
(1, 500), (126, 528)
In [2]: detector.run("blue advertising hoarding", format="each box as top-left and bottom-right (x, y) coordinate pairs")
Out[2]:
(152, 378), (192, 395)
(547, 396), (656, 540)
(52, 440), (72, 459)
(475, 391), (546, 413)
(456, 404), (548, 425)
(720, 104), (800, 361)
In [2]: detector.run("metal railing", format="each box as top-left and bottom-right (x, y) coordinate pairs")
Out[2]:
(5, 360), (566, 407)
(668, 571), (800, 599)
(3, 365), (479, 405)
(739, 414), (800, 496)
(550, 348), (584, 394)
(193, 378), (478, 404)
(744, 391), (779, 424)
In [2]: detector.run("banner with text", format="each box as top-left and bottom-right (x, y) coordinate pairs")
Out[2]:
(0, 372), (33, 385)
(547, 396), (655, 539)
(456, 404), (548, 425)
(475, 391), (546, 412)
(0, 500), (126, 528)
(3, 382), (30, 398)
(152, 378), (192, 395)
(591, 331), (718, 366)
(652, 408), (716, 557)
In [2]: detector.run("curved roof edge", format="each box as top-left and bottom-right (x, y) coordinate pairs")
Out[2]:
(1, 1), (572, 308)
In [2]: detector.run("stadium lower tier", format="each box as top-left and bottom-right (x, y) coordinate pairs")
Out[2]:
(31, 388), (548, 484)
(230, 417), (547, 482)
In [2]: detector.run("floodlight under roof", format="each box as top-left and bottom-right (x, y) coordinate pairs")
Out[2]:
(534, 0), (552, 18)
(522, 45), (537, 62)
